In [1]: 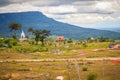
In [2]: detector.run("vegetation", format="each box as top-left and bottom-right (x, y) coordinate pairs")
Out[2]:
(82, 67), (88, 71)
(87, 73), (97, 80)
(9, 22), (22, 39)
(0, 38), (17, 48)
(67, 38), (73, 43)
(0, 60), (120, 80)
(28, 27), (50, 46)
(0, 21), (120, 80)
(0, 38), (120, 80)
(0, 11), (120, 40)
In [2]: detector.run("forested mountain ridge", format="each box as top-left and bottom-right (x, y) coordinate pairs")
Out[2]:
(0, 11), (120, 40)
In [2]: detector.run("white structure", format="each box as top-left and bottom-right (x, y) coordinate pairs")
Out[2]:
(19, 30), (27, 41)
(56, 76), (63, 80)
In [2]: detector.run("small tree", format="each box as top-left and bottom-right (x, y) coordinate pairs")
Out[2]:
(33, 30), (41, 45)
(9, 22), (22, 39)
(28, 28), (50, 46)
(28, 27), (33, 33)
(67, 38), (73, 43)
(28, 27), (33, 39)
(40, 29), (50, 46)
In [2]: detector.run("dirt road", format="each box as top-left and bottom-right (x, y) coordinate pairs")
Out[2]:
(0, 57), (120, 62)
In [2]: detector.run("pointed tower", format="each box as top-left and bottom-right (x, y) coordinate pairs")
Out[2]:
(21, 30), (25, 39)
(19, 30), (27, 41)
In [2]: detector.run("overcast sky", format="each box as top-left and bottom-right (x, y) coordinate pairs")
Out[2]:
(0, 0), (120, 28)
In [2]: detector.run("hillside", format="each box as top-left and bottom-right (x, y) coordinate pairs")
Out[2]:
(0, 11), (120, 40)
(98, 28), (120, 33)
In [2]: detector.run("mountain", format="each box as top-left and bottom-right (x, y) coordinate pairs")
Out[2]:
(0, 11), (120, 40)
(97, 28), (120, 33)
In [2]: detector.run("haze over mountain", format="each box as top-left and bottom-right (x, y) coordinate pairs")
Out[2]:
(97, 27), (120, 33)
(0, 11), (120, 40)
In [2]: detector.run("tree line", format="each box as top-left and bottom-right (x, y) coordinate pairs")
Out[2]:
(9, 22), (50, 46)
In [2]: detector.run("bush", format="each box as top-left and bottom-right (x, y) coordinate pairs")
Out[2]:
(8, 44), (12, 48)
(82, 67), (88, 71)
(67, 38), (73, 43)
(4, 39), (10, 44)
(13, 45), (49, 53)
(12, 41), (17, 46)
(28, 40), (35, 45)
(0, 38), (18, 48)
(87, 73), (97, 80)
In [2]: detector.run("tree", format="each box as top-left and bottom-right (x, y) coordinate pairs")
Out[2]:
(97, 37), (109, 42)
(28, 27), (33, 39)
(87, 37), (91, 43)
(40, 29), (50, 46)
(33, 30), (41, 45)
(28, 28), (50, 46)
(28, 27), (33, 33)
(9, 22), (22, 39)
(67, 38), (73, 43)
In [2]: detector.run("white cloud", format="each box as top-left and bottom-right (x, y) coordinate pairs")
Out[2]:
(0, 3), (38, 13)
(0, 0), (120, 28)
(38, 5), (77, 14)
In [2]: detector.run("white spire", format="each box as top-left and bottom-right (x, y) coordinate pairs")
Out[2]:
(19, 30), (27, 41)
(21, 30), (25, 38)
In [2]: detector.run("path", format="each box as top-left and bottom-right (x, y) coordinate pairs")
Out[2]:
(0, 57), (120, 63)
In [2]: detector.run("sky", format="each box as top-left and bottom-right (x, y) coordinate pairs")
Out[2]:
(0, 0), (120, 29)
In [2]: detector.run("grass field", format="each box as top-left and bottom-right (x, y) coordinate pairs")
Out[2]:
(0, 42), (120, 59)
(0, 41), (120, 80)
(0, 60), (120, 80)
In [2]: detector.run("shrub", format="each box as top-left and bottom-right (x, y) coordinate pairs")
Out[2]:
(0, 38), (18, 48)
(17, 68), (30, 71)
(82, 67), (88, 71)
(13, 45), (49, 53)
(87, 73), (97, 80)
(28, 40), (35, 45)
(8, 44), (12, 48)
(4, 39), (10, 44)
(12, 41), (17, 46)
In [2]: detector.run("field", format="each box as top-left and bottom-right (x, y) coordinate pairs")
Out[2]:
(0, 41), (120, 80)
(0, 60), (120, 80)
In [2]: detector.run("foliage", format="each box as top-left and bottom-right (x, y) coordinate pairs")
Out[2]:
(9, 22), (22, 39)
(28, 27), (51, 46)
(13, 45), (49, 53)
(0, 38), (18, 48)
(28, 40), (35, 45)
(67, 38), (73, 43)
(87, 73), (97, 80)
(95, 37), (114, 42)
(82, 67), (88, 71)
(46, 36), (57, 42)
(28, 27), (33, 33)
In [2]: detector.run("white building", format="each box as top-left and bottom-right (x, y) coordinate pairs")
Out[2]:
(19, 30), (27, 41)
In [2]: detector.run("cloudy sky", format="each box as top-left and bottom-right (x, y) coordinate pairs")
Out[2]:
(0, 0), (120, 28)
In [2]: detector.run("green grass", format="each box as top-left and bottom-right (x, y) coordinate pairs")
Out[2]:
(0, 42), (120, 59)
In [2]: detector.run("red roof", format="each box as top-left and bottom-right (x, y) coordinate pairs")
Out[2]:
(57, 36), (64, 41)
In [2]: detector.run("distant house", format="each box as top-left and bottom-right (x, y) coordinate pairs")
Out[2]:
(87, 37), (95, 43)
(90, 37), (95, 41)
(57, 36), (64, 42)
(19, 30), (27, 41)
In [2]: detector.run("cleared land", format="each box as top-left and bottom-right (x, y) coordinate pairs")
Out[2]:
(0, 42), (120, 80)
(0, 60), (120, 80)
